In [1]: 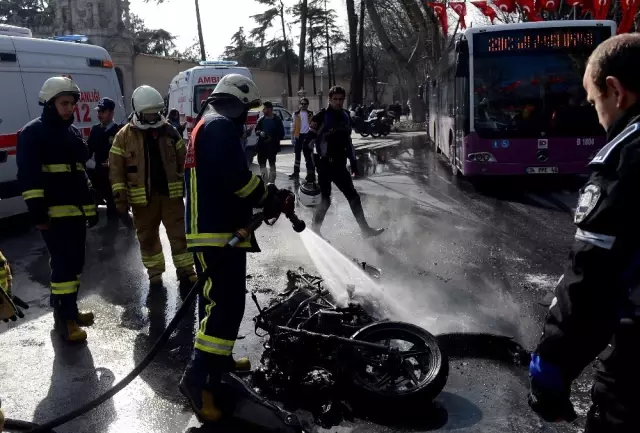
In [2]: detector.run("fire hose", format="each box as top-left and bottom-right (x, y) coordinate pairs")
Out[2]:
(3, 203), (306, 433)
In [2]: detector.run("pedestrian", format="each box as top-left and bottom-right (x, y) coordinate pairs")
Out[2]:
(16, 76), (98, 342)
(87, 97), (121, 220)
(305, 86), (384, 238)
(288, 97), (316, 182)
(528, 33), (640, 433)
(109, 85), (196, 288)
(167, 108), (187, 137)
(254, 101), (285, 183)
(179, 73), (294, 422)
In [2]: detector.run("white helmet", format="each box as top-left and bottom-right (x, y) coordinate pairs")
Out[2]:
(298, 182), (322, 207)
(131, 85), (166, 128)
(38, 76), (80, 106)
(211, 74), (261, 108)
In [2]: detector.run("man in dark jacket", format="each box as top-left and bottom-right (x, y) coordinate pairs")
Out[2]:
(305, 86), (384, 238)
(87, 97), (120, 219)
(17, 76), (98, 342)
(528, 33), (640, 433)
(254, 101), (285, 183)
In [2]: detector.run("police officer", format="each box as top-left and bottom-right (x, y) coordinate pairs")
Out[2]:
(305, 86), (384, 238)
(179, 74), (293, 422)
(87, 97), (120, 220)
(109, 85), (196, 288)
(528, 33), (640, 433)
(17, 76), (98, 342)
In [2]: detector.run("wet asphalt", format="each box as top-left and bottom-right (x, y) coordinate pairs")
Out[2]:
(0, 132), (594, 433)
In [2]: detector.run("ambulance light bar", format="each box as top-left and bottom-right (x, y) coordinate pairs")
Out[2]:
(199, 60), (239, 67)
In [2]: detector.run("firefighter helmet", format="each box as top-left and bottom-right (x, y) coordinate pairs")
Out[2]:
(210, 74), (261, 109)
(132, 85), (165, 114)
(38, 76), (80, 106)
(298, 182), (322, 207)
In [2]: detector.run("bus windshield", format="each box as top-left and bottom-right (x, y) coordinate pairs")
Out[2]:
(193, 84), (217, 113)
(473, 52), (603, 139)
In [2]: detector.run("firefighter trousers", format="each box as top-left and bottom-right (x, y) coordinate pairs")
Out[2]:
(313, 156), (369, 230)
(131, 193), (195, 281)
(40, 218), (86, 320)
(192, 248), (247, 366)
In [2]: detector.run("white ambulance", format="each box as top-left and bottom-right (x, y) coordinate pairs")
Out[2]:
(167, 61), (261, 164)
(0, 27), (126, 218)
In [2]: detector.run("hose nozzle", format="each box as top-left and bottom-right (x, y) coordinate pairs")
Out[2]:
(286, 212), (306, 233)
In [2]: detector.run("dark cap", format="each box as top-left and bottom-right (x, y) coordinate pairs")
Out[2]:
(96, 97), (115, 111)
(263, 101), (273, 109)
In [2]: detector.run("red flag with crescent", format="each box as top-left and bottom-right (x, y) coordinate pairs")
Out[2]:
(471, 1), (498, 22)
(516, 0), (543, 20)
(493, 0), (516, 12)
(593, 0), (612, 18)
(619, 0), (640, 33)
(449, 2), (468, 29)
(428, 2), (449, 35)
(538, 0), (559, 11)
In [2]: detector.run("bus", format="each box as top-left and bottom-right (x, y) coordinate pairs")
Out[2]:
(427, 20), (616, 177)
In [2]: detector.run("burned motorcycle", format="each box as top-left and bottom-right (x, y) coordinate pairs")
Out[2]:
(250, 269), (448, 427)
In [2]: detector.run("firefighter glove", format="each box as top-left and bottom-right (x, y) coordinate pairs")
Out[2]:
(263, 184), (284, 220)
(0, 286), (28, 323)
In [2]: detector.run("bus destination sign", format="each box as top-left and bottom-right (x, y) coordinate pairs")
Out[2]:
(474, 27), (611, 54)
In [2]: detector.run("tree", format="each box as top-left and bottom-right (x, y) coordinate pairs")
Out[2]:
(127, 13), (176, 56)
(146, 0), (206, 60)
(346, 0), (360, 104)
(0, 0), (54, 28)
(296, 0), (309, 93)
(252, 0), (293, 96)
(223, 27), (265, 67)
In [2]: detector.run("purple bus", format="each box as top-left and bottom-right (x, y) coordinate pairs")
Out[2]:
(427, 20), (616, 177)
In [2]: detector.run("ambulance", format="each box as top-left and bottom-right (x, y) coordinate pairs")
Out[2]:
(167, 61), (261, 164)
(0, 27), (126, 218)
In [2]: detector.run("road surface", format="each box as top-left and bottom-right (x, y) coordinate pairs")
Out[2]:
(0, 132), (594, 433)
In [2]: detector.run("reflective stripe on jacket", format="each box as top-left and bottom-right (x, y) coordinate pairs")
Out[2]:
(109, 121), (185, 206)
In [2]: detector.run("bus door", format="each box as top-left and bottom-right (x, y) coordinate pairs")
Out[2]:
(453, 40), (469, 169)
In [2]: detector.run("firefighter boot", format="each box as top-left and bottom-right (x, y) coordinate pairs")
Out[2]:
(53, 309), (87, 342)
(76, 311), (95, 327)
(230, 356), (251, 372)
(180, 352), (227, 423)
(149, 272), (163, 289)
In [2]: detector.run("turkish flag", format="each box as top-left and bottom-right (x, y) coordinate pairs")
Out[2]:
(493, 0), (516, 13)
(516, 0), (543, 20)
(471, 1), (498, 22)
(538, 0), (559, 11)
(449, 2), (468, 29)
(593, 0), (612, 19)
(619, 0), (640, 33)
(428, 2), (449, 35)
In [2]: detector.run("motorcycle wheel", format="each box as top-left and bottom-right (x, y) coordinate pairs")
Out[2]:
(349, 321), (448, 407)
(359, 130), (370, 138)
(370, 129), (381, 138)
(381, 124), (390, 136)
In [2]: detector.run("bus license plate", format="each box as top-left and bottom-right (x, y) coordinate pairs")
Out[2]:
(526, 167), (558, 174)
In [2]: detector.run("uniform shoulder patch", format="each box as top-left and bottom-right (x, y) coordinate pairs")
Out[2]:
(590, 122), (640, 165)
(574, 183), (602, 224)
(108, 136), (114, 145)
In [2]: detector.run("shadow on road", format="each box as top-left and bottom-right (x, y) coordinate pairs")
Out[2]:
(33, 331), (117, 433)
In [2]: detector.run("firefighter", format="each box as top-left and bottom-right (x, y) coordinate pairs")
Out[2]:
(109, 85), (196, 288)
(528, 34), (640, 433)
(179, 73), (294, 423)
(305, 86), (384, 238)
(16, 76), (98, 342)
(289, 97), (316, 182)
(87, 97), (121, 220)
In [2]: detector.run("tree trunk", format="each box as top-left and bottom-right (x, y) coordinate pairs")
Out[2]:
(324, 0), (333, 87)
(346, 0), (359, 105)
(365, 0), (426, 121)
(357, 0), (365, 104)
(195, 0), (206, 61)
(297, 0), (308, 93)
(310, 39), (317, 95)
(280, 1), (293, 96)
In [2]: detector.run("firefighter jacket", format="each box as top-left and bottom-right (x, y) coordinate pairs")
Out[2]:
(108, 121), (185, 207)
(532, 103), (640, 386)
(185, 114), (267, 251)
(17, 106), (96, 225)
(292, 109), (314, 138)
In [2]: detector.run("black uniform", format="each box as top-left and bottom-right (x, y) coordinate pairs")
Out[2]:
(530, 104), (640, 433)
(306, 107), (369, 230)
(17, 105), (97, 323)
(87, 121), (120, 217)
